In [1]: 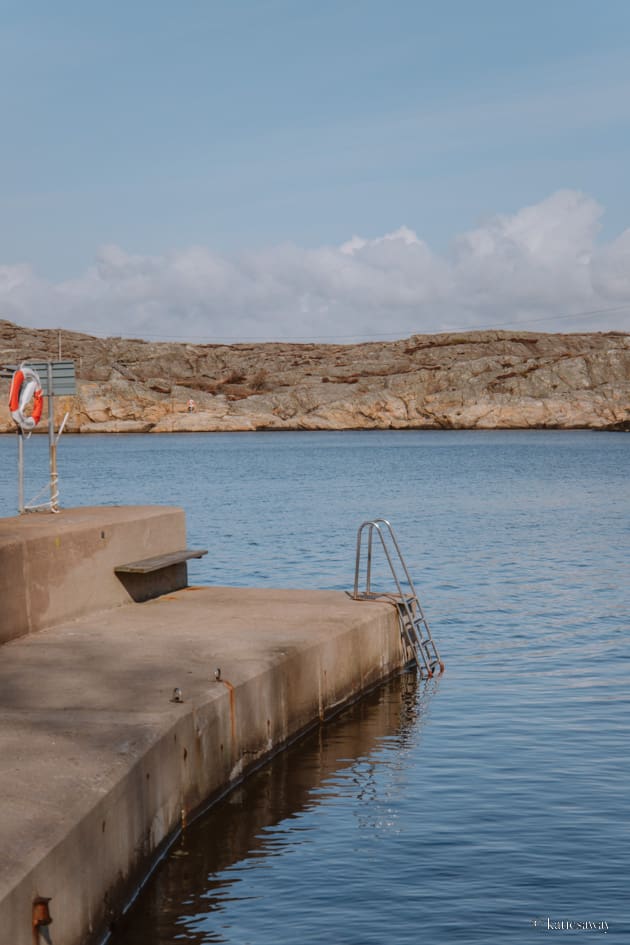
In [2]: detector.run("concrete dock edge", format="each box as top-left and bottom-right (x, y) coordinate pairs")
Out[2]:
(0, 508), (405, 945)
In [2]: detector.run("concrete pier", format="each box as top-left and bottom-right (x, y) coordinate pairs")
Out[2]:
(0, 507), (404, 945)
(0, 506), (188, 644)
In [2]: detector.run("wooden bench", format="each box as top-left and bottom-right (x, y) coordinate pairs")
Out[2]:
(114, 548), (208, 601)
(114, 548), (208, 574)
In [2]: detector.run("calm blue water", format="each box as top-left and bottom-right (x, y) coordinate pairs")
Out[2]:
(1, 430), (628, 942)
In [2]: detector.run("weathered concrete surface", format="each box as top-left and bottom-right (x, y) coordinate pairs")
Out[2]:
(1, 321), (629, 431)
(0, 585), (403, 945)
(0, 506), (187, 644)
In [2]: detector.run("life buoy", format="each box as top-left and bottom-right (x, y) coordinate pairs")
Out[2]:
(9, 365), (44, 431)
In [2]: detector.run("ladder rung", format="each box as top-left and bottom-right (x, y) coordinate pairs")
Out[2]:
(414, 643), (440, 662)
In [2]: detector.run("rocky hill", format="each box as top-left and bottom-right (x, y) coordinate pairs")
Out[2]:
(0, 320), (628, 432)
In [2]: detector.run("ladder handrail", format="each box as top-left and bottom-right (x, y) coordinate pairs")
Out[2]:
(354, 519), (420, 653)
(352, 519), (442, 677)
(353, 518), (418, 601)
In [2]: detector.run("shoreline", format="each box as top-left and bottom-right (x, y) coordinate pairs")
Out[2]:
(1, 422), (628, 435)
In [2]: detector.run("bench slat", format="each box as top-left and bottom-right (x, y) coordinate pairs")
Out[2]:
(114, 548), (208, 575)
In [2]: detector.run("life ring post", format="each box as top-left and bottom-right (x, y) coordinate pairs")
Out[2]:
(46, 362), (59, 511)
(17, 427), (25, 514)
(8, 359), (75, 514)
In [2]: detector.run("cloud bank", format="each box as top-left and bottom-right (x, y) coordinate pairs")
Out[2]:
(1, 190), (629, 342)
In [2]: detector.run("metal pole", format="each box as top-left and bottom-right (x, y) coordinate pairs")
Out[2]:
(353, 526), (362, 598)
(366, 525), (373, 595)
(17, 428), (24, 513)
(47, 363), (58, 512)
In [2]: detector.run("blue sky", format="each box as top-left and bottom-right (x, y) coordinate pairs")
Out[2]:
(1, 0), (630, 340)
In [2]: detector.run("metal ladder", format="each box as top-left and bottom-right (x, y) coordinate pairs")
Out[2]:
(352, 519), (444, 678)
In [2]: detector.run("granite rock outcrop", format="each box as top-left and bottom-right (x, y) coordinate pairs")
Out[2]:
(1, 321), (628, 432)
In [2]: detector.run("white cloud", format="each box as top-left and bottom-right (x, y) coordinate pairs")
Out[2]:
(0, 190), (628, 341)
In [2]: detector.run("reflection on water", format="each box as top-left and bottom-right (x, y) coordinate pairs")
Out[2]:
(112, 672), (435, 945)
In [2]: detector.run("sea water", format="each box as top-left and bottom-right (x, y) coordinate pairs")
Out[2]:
(0, 430), (628, 943)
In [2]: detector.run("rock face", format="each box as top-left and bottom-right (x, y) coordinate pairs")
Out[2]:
(0, 320), (628, 432)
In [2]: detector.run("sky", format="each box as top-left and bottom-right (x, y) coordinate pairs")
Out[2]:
(1, 0), (630, 342)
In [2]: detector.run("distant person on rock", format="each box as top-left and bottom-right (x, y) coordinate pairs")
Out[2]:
(187, 398), (196, 413)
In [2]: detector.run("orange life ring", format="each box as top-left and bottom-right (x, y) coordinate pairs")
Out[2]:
(9, 365), (44, 431)
(8, 369), (24, 413)
(32, 389), (44, 425)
